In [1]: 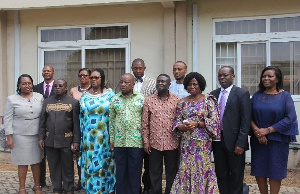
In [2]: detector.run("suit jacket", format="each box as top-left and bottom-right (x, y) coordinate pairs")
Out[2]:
(211, 85), (251, 152)
(140, 76), (156, 97)
(33, 81), (55, 98)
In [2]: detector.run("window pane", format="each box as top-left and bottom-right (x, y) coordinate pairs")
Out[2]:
(85, 48), (125, 92)
(85, 26), (128, 40)
(44, 50), (82, 89)
(41, 28), (81, 42)
(216, 43), (237, 87)
(215, 19), (266, 35)
(271, 16), (300, 32)
(241, 43), (266, 95)
(271, 42), (300, 95)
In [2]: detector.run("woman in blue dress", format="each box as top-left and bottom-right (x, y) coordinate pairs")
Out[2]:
(78, 68), (116, 194)
(251, 66), (298, 194)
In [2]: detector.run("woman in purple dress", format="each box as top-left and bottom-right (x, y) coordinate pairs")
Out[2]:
(170, 72), (220, 194)
(251, 66), (298, 194)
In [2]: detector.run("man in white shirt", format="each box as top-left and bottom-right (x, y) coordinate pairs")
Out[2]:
(132, 58), (156, 97)
(169, 61), (189, 98)
(131, 58), (156, 194)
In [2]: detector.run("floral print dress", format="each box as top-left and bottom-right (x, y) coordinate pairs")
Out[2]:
(170, 94), (221, 194)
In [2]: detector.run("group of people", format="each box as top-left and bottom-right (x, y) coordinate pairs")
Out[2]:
(3, 58), (299, 194)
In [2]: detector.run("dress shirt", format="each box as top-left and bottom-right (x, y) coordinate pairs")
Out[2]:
(109, 91), (145, 148)
(218, 85), (233, 107)
(169, 80), (190, 99)
(142, 92), (180, 151)
(134, 75), (145, 93)
(43, 80), (54, 96)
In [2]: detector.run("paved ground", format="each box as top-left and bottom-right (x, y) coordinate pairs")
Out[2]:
(0, 151), (299, 194)
(0, 171), (299, 194)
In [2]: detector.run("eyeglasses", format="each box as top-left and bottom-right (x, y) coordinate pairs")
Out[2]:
(53, 84), (64, 88)
(90, 76), (101, 80)
(218, 74), (233, 78)
(20, 82), (33, 86)
(78, 74), (89, 78)
(119, 81), (131, 85)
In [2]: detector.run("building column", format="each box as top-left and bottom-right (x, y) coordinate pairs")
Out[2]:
(162, 2), (175, 77)
(175, 1), (187, 64)
(0, 11), (8, 115)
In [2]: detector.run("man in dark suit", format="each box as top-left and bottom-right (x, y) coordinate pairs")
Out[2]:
(211, 66), (251, 194)
(33, 65), (55, 187)
(33, 65), (55, 98)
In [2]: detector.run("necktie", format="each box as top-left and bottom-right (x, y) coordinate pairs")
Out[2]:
(219, 89), (227, 129)
(45, 84), (50, 98)
(135, 78), (143, 83)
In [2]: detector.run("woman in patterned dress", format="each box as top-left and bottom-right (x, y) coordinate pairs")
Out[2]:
(69, 68), (91, 191)
(170, 72), (220, 194)
(78, 68), (116, 194)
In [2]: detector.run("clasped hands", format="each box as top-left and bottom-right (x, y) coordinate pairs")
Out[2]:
(38, 140), (79, 151)
(178, 120), (205, 132)
(253, 128), (270, 145)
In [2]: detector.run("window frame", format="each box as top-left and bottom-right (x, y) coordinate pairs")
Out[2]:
(38, 23), (130, 84)
(213, 14), (300, 100)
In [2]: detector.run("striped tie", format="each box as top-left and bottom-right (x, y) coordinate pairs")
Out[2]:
(219, 89), (227, 129)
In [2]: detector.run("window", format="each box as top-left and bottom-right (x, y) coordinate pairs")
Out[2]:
(215, 19), (266, 35)
(271, 42), (300, 94)
(214, 14), (300, 98)
(39, 24), (130, 92)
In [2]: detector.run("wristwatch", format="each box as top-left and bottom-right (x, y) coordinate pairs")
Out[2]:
(268, 127), (272, 133)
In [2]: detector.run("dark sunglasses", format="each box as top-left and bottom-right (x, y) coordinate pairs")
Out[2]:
(90, 76), (101, 80)
(78, 74), (89, 78)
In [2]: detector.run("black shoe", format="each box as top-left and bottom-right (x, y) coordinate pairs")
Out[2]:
(40, 181), (47, 188)
(74, 183), (82, 191)
(143, 188), (151, 194)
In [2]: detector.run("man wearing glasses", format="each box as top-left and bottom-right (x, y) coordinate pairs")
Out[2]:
(211, 66), (251, 194)
(39, 79), (80, 194)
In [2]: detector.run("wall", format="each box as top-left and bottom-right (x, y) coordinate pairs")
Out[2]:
(0, 11), (7, 114)
(5, 3), (163, 89)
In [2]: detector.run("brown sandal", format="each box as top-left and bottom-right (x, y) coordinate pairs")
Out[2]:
(18, 188), (27, 194)
(32, 186), (43, 194)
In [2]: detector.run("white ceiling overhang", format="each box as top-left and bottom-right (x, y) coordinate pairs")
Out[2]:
(0, 0), (184, 10)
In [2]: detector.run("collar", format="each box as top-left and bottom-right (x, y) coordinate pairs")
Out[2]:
(54, 94), (67, 100)
(221, 85), (233, 93)
(43, 80), (54, 87)
(119, 90), (138, 98)
(135, 75), (145, 83)
(156, 91), (171, 100)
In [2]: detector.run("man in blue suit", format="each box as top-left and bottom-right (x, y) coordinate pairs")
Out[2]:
(211, 66), (251, 194)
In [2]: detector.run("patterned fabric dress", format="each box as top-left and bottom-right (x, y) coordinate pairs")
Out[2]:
(170, 94), (220, 194)
(78, 88), (116, 194)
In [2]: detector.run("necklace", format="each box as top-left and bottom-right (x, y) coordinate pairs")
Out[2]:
(189, 94), (202, 103)
(92, 88), (102, 94)
(79, 85), (90, 92)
